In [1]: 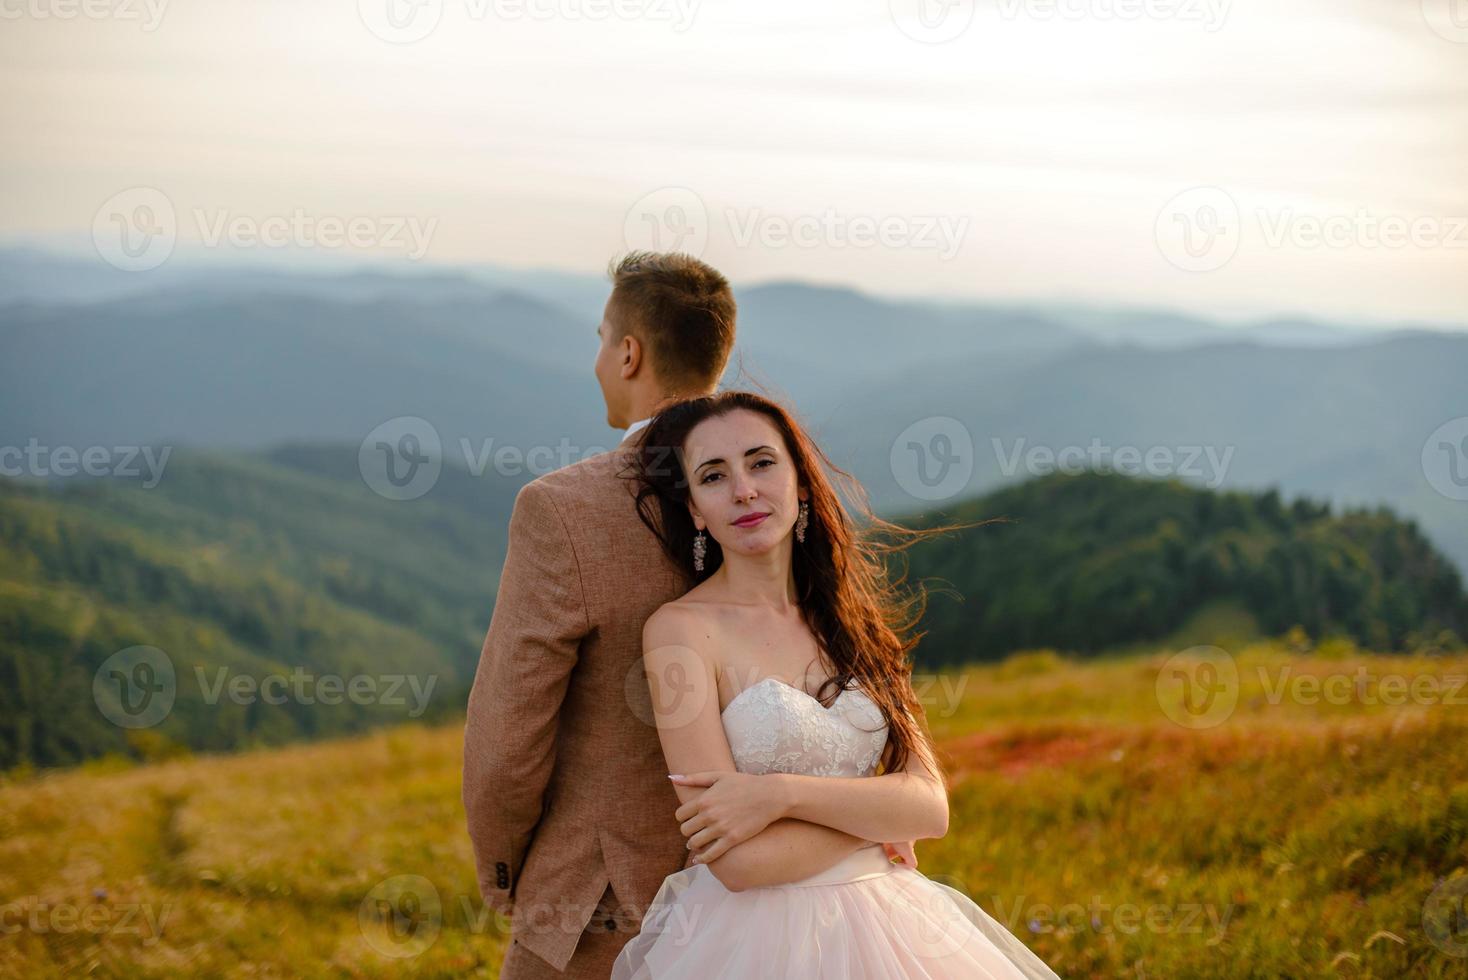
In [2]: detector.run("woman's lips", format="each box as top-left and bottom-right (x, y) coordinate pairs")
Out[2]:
(732, 512), (771, 528)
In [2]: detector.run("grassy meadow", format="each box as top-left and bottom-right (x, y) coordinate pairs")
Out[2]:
(3, 635), (1467, 978)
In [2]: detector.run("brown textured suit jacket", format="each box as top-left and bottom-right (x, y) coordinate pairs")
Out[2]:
(462, 428), (694, 972)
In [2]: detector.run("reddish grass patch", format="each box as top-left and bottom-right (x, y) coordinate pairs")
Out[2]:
(933, 719), (1379, 782)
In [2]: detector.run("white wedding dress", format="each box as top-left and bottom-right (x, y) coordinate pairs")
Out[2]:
(610, 676), (1061, 979)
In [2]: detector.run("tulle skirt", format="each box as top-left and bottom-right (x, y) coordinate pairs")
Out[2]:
(610, 844), (1060, 979)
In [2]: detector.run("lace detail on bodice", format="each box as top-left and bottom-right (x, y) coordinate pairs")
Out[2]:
(720, 677), (888, 778)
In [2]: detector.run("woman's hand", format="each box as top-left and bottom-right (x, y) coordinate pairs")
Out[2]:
(882, 840), (919, 868)
(669, 771), (790, 865)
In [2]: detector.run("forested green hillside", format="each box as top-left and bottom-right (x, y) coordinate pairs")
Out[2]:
(904, 471), (1468, 665)
(0, 446), (517, 770)
(5, 456), (1463, 771)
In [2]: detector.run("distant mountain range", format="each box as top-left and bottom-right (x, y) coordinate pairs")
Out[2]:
(2, 245), (1464, 579)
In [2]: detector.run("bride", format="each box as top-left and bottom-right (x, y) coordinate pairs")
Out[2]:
(612, 390), (1060, 979)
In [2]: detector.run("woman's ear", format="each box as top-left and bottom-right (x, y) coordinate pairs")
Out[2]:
(687, 502), (705, 532)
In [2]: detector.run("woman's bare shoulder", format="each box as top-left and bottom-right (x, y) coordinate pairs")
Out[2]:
(644, 593), (727, 644)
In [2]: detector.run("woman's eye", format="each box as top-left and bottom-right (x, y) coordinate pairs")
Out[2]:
(753, 458), (774, 469)
(700, 472), (723, 484)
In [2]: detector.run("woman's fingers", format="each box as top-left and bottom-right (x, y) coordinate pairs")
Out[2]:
(691, 836), (728, 864)
(678, 812), (708, 838)
(673, 787), (720, 822)
(686, 826), (719, 851)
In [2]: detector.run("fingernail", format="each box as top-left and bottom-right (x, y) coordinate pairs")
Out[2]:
(668, 774), (684, 780)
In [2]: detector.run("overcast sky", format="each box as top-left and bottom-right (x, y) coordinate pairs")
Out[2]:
(2, 0), (1465, 324)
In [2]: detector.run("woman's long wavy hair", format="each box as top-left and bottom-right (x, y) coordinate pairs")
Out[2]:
(625, 390), (998, 781)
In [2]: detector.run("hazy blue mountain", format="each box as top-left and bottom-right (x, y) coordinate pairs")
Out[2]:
(1025, 305), (1378, 348)
(820, 332), (1468, 575)
(0, 287), (614, 456)
(8, 246), (1455, 355)
(3, 246), (1463, 576)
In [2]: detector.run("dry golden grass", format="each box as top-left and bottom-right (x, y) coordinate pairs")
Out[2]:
(3, 640), (1466, 978)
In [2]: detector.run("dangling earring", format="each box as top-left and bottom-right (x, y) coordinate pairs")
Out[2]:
(795, 501), (809, 543)
(692, 529), (707, 572)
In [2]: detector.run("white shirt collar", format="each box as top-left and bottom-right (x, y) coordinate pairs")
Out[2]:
(620, 416), (652, 445)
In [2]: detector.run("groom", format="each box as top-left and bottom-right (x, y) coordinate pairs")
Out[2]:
(462, 251), (738, 978)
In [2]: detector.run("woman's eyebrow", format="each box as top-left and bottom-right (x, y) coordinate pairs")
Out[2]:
(694, 445), (775, 474)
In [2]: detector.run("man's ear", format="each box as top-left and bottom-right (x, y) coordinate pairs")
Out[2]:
(620, 332), (643, 380)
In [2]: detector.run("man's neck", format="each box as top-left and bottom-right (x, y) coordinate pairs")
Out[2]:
(624, 390), (710, 429)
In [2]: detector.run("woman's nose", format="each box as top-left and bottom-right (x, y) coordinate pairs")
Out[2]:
(731, 474), (757, 502)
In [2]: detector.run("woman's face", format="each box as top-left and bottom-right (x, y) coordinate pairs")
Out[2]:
(682, 408), (806, 558)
